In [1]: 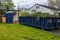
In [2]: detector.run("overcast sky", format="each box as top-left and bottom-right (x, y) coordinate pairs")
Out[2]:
(13, 0), (48, 9)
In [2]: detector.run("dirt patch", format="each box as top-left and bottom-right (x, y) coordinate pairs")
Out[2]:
(22, 37), (35, 40)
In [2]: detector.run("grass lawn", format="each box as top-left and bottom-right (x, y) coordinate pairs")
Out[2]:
(0, 23), (60, 40)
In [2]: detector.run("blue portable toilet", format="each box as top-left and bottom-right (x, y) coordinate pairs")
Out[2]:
(6, 11), (13, 23)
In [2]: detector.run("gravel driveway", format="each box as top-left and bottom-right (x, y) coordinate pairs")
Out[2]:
(52, 30), (60, 36)
(48, 29), (60, 36)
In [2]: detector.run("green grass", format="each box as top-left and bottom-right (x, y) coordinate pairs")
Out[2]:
(0, 23), (60, 40)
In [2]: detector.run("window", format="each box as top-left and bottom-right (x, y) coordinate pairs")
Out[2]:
(36, 6), (39, 9)
(32, 10), (36, 12)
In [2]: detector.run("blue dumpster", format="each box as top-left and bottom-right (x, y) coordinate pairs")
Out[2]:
(19, 17), (21, 24)
(39, 17), (45, 29)
(52, 18), (57, 29)
(21, 17), (26, 24)
(19, 17), (24, 24)
(24, 17), (28, 25)
(27, 16), (33, 26)
(39, 17), (54, 29)
(6, 11), (13, 23)
(19, 16), (56, 29)
(56, 18), (60, 28)
(22, 17), (25, 24)
(44, 17), (53, 29)
(32, 17), (39, 27)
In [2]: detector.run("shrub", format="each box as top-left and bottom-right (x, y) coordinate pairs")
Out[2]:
(19, 12), (30, 16)
(31, 12), (52, 17)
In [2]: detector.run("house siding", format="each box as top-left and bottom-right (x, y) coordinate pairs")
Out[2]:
(28, 5), (54, 15)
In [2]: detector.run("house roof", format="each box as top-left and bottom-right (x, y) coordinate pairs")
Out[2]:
(28, 4), (60, 10)
(0, 6), (20, 11)
(0, 6), (6, 10)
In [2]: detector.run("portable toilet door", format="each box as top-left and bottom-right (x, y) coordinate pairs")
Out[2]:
(6, 11), (13, 23)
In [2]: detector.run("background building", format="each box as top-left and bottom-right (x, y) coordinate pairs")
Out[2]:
(0, 0), (12, 3)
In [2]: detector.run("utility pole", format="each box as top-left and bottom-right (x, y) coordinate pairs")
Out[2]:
(18, 4), (20, 17)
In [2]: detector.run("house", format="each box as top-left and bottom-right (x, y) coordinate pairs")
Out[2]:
(20, 8), (25, 12)
(0, 0), (12, 2)
(0, 6), (6, 17)
(28, 4), (60, 15)
(20, 8), (28, 12)
(0, 6), (6, 10)
(0, 6), (19, 23)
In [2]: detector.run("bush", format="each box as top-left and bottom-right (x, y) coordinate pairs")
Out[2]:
(31, 12), (52, 17)
(19, 12), (52, 17)
(19, 12), (30, 16)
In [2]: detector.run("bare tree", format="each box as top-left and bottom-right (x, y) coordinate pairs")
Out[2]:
(56, 0), (60, 8)
(48, 0), (58, 16)
(48, 0), (57, 7)
(0, 0), (15, 11)
(48, 0), (60, 8)
(0, 0), (12, 3)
